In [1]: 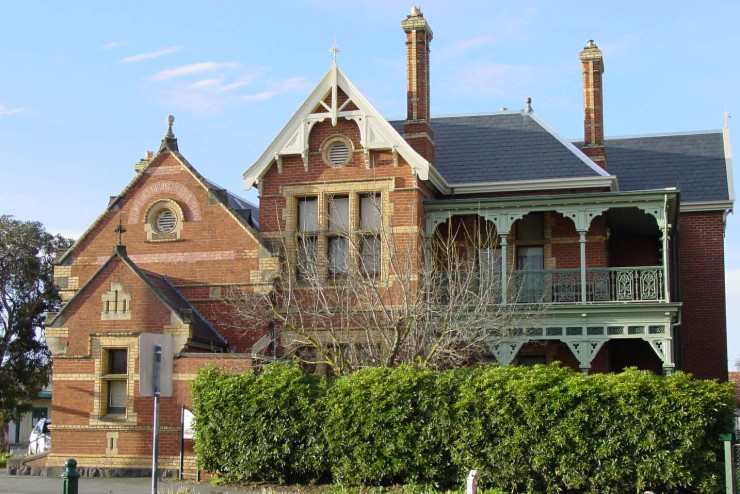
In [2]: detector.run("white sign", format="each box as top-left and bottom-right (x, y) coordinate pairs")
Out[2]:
(183, 408), (195, 439)
(138, 333), (174, 397)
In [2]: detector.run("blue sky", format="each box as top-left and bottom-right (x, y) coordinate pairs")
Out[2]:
(1, 1), (738, 369)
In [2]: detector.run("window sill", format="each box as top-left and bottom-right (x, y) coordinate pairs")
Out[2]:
(100, 413), (128, 422)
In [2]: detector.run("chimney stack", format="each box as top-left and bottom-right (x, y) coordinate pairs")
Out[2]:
(579, 40), (606, 169)
(401, 6), (434, 164)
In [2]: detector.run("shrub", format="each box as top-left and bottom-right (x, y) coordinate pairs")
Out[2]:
(191, 363), (327, 483)
(325, 365), (469, 486)
(191, 363), (736, 492)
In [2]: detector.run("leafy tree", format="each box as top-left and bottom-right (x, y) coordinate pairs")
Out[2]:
(0, 215), (71, 451)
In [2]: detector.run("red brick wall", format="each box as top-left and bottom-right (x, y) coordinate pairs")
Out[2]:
(64, 152), (262, 289)
(50, 354), (251, 466)
(549, 213), (608, 269)
(56, 259), (175, 355)
(677, 211), (728, 381)
(609, 231), (660, 267)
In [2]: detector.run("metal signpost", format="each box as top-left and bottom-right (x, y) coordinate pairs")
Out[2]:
(139, 334), (173, 494)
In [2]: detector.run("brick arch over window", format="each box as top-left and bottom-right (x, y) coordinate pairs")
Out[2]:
(127, 181), (201, 224)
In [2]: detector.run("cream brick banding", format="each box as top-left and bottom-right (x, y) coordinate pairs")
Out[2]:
(128, 181), (202, 223)
(94, 250), (237, 265)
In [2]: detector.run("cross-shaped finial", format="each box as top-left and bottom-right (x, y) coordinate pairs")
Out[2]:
(330, 42), (340, 63)
(723, 108), (732, 129)
(115, 215), (127, 245)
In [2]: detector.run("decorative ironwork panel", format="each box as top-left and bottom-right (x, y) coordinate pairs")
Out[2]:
(615, 270), (635, 301)
(553, 272), (579, 303)
(526, 327), (543, 337)
(587, 326), (604, 336)
(628, 326), (646, 335)
(546, 327), (562, 336)
(639, 269), (662, 300)
(566, 327), (582, 336)
(648, 325), (665, 334)
(607, 326), (624, 335)
(589, 271), (611, 301)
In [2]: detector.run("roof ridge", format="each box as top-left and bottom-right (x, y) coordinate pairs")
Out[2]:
(147, 273), (228, 347)
(572, 129), (723, 142)
(387, 110), (523, 122)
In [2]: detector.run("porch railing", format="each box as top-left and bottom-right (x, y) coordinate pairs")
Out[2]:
(510, 267), (666, 304)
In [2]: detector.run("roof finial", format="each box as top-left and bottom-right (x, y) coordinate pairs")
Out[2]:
(723, 107), (732, 129)
(165, 114), (175, 138)
(524, 97), (533, 114)
(330, 41), (340, 64)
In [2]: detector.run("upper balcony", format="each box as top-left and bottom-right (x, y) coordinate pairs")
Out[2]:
(424, 189), (681, 374)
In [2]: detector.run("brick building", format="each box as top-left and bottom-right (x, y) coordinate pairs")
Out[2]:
(43, 7), (732, 475)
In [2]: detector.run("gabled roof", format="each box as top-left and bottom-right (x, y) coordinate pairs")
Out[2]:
(49, 244), (228, 350)
(243, 62), (432, 188)
(598, 129), (734, 206)
(391, 112), (610, 188)
(58, 131), (263, 264)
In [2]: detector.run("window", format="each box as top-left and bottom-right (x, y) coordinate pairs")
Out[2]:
(359, 195), (381, 276)
(320, 135), (354, 168)
(144, 199), (185, 241)
(294, 192), (383, 280)
(328, 196), (350, 278)
(155, 208), (177, 233)
(516, 213), (544, 270)
(516, 213), (545, 302)
(327, 142), (350, 166)
(297, 198), (319, 280)
(104, 349), (128, 415)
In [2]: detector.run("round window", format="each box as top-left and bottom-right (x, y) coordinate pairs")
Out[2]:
(155, 209), (177, 233)
(327, 141), (350, 166)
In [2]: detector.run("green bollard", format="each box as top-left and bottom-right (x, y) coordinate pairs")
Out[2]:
(61, 458), (80, 494)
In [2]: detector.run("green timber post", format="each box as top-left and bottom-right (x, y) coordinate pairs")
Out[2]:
(61, 458), (80, 494)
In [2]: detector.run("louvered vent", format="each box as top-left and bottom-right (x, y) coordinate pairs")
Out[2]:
(156, 209), (177, 233)
(328, 142), (350, 166)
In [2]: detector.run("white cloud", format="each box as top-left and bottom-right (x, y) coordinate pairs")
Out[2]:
(155, 73), (310, 113)
(101, 41), (128, 50)
(118, 46), (182, 64)
(243, 91), (277, 102)
(150, 62), (241, 81)
(0, 104), (26, 115)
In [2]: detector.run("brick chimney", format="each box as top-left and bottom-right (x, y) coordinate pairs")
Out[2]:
(401, 6), (434, 164)
(579, 40), (606, 169)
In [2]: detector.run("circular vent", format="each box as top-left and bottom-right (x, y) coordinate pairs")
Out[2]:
(327, 141), (350, 166)
(156, 209), (177, 233)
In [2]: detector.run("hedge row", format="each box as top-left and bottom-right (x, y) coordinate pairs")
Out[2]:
(190, 363), (736, 493)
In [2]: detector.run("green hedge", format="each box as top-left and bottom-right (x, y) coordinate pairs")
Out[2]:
(191, 363), (736, 493)
(190, 363), (327, 483)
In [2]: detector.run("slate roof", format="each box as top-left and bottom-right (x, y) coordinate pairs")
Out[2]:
(49, 245), (228, 350)
(203, 177), (259, 229)
(390, 113), (730, 204)
(390, 113), (605, 184)
(600, 131), (730, 203)
(142, 270), (228, 348)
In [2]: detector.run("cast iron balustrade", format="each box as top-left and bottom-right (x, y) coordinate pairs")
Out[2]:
(510, 266), (665, 303)
(434, 266), (665, 305)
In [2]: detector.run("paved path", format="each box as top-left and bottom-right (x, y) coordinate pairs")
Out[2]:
(0, 474), (258, 494)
